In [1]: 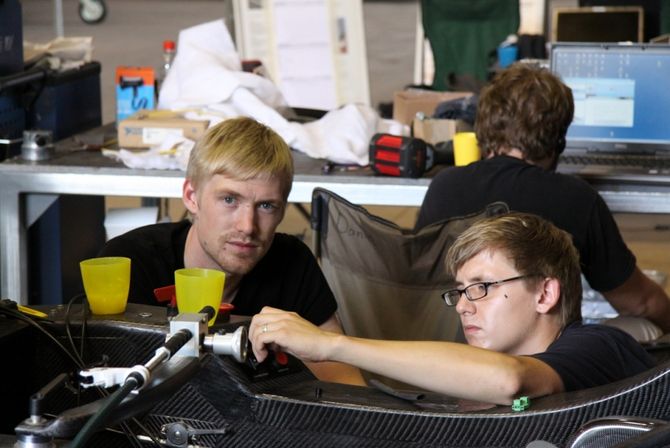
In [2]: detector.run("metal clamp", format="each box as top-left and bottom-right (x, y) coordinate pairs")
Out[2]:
(21, 130), (54, 161)
(79, 365), (150, 391)
(162, 421), (228, 448)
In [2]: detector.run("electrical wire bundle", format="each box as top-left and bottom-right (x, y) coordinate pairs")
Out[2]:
(0, 297), (162, 447)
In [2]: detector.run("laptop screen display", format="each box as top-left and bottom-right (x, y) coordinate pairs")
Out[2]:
(551, 43), (670, 153)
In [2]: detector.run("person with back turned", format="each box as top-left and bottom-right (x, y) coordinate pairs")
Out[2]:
(415, 64), (670, 338)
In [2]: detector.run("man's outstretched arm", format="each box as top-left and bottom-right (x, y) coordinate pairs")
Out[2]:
(603, 266), (670, 334)
(301, 313), (367, 386)
(249, 307), (563, 404)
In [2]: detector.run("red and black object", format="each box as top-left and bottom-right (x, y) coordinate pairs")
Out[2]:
(369, 133), (456, 178)
(369, 133), (432, 178)
(154, 284), (178, 318)
(154, 285), (235, 323)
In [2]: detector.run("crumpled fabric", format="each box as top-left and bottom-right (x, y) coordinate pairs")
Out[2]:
(154, 19), (380, 166)
(289, 104), (380, 164)
(24, 36), (93, 71)
(103, 134), (193, 170)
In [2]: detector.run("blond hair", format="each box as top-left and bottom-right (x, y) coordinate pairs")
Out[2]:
(186, 117), (294, 199)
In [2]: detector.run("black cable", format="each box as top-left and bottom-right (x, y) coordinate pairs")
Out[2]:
(0, 305), (155, 446)
(124, 419), (161, 448)
(2, 301), (160, 448)
(0, 303), (120, 444)
(119, 421), (144, 448)
(63, 295), (160, 447)
(80, 299), (88, 362)
(0, 306), (82, 368)
(64, 294), (90, 413)
(69, 377), (139, 448)
(95, 423), (151, 448)
(65, 293), (87, 368)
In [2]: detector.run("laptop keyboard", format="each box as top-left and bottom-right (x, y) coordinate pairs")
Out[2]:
(560, 154), (670, 169)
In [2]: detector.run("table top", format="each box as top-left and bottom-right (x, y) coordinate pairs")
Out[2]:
(0, 124), (437, 206)
(3, 124), (670, 210)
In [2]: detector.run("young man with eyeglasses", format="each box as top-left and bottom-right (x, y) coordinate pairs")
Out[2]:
(248, 213), (654, 404)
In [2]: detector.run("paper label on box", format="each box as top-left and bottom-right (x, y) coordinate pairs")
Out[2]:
(142, 127), (184, 145)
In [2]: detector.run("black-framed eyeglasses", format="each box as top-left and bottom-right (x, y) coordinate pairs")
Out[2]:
(441, 274), (543, 306)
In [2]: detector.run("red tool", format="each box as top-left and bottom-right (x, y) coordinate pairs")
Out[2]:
(369, 133), (433, 178)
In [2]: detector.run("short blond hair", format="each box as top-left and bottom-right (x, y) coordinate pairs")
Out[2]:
(446, 212), (582, 326)
(186, 117), (294, 199)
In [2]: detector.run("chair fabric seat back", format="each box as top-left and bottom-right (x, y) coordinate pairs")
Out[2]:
(311, 187), (509, 344)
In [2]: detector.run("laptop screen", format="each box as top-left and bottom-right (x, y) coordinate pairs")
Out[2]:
(550, 43), (670, 154)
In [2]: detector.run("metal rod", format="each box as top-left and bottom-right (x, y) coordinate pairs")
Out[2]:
(54, 0), (65, 38)
(0, 69), (47, 93)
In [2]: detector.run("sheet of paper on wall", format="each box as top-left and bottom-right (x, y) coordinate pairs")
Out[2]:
(273, 1), (337, 109)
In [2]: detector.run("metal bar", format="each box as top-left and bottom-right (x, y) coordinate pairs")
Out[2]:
(0, 69), (47, 93)
(0, 187), (27, 303)
(54, 0), (64, 38)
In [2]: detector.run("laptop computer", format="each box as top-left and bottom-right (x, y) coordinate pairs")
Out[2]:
(550, 42), (670, 181)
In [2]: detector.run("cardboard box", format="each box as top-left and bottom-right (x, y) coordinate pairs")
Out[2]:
(412, 118), (473, 145)
(118, 110), (209, 148)
(392, 90), (473, 126)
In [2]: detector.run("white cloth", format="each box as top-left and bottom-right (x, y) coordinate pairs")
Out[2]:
(288, 104), (379, 164)
(24, 37), (93, 71)
(155, 19), (381, 166)
(158, 20), (286, 111)
(603, 316), (664, 343)
(103, 134), (193, 170)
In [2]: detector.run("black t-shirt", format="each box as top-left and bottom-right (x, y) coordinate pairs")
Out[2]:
(99, 220), (336, 326)
(416, 156), (636, 292)
(531, 321), (655, 391)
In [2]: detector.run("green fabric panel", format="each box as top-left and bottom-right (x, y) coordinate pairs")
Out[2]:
(421, 0), (520, 90)
(662, 0), (670, 35)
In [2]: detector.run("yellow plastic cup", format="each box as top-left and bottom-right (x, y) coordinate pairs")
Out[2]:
(80, 257), (131, 315)
(175, 268), (225, 326)
(453, 132), (481, 166)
